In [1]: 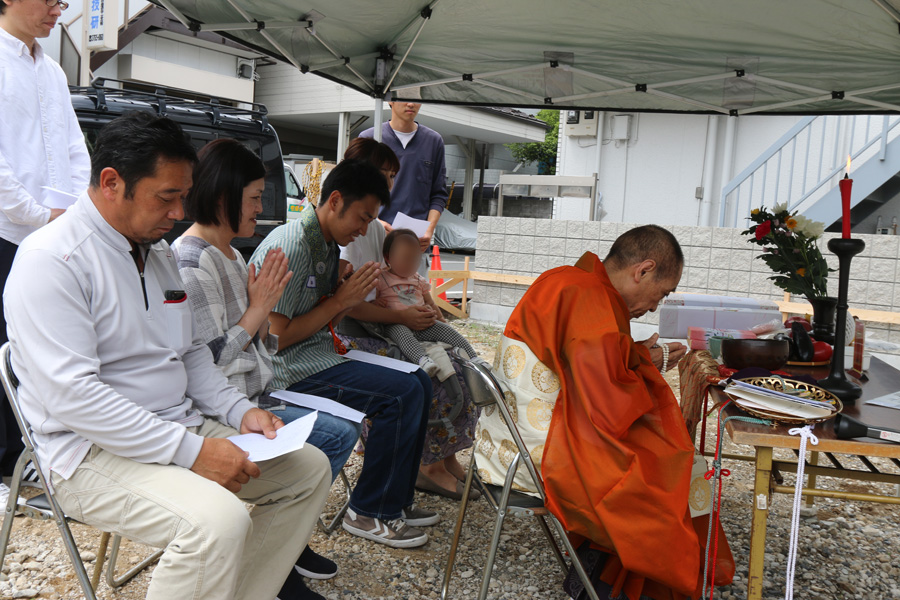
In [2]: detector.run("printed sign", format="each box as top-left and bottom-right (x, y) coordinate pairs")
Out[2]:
(86, 0), (118, 51)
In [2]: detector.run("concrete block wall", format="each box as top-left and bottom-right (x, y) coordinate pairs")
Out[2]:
(471, 217), (900, 345)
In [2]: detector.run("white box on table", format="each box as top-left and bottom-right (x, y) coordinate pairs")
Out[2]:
(659, 293), (780, 339)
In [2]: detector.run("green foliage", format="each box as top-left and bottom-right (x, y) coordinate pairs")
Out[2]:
(505, 109), (559, 175)
(742, 205), (833, 299)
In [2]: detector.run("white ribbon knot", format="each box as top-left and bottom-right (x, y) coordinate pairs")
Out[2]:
(784, 424), (819, 600)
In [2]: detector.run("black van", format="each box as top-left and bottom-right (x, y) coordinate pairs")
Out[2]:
(70, 78), (287, 258)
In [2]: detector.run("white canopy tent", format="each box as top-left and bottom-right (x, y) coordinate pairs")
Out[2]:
(152, 0), (900, 118)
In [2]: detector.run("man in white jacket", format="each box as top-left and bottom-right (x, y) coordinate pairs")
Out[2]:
(3, 112), (331, 600)
(0, 0), (90, 503)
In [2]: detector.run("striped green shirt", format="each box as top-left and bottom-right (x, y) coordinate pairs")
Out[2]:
(249, 208), (346, 389)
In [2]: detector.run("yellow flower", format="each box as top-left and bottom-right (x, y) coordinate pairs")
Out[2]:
(751, 208), (760, 216)
(797, 267), (807, 277)
(786, 217), (798, 229)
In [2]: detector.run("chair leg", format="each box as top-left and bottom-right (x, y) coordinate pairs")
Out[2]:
(318, 468), (353, 534)
(478, 454), (520, 600)
(535, 515), (568, 575)
(440, 458), (478, 600)
(0, 451), (30, 569)
(50, 504), (98, 600)
(91, 531), (110, 590)
(106, 533), (163, 589)
(548, 514), (602, 600)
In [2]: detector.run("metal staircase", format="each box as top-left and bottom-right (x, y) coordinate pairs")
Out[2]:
(719, 114), (900, 230)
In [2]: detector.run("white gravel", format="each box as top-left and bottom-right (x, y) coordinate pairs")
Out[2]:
(2, 324), (898, 599)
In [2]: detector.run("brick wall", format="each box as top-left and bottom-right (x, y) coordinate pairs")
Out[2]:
(471, 217), (900, 345)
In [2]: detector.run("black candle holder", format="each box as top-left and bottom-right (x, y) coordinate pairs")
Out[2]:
(817, 237), (865, 402)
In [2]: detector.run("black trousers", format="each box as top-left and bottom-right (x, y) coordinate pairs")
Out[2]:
(0, 237), (24, 476)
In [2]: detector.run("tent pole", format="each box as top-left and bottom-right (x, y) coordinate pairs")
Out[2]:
(463, 138), (475, 221)
(337, 112), (351, 161)
(718, 116), (738, 227)
(374, 98), (384, 142)
(698, 115), (719, 226)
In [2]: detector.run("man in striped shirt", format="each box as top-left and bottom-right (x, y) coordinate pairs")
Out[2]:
(250, 160), (436, 549)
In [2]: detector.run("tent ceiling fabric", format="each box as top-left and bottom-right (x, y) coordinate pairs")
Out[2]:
(154, 0), (900, 115)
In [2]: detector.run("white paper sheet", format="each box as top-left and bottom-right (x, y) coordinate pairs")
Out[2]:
(725, 385), (835, 419)
(40, 187), (78, 209)
(865, 390), (900, 411)
(269, 390), (365, 423)
(345, 349), (420, 373)
(391, 212), (430, 238)
(228, 411), (317, 462)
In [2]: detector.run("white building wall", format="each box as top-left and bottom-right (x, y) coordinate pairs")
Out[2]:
(556, 112), (804, 226)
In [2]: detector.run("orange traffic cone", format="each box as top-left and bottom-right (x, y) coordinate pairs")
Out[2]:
(432, 245), (447, 301)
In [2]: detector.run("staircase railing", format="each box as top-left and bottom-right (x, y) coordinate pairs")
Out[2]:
(719, 114), (900, 228)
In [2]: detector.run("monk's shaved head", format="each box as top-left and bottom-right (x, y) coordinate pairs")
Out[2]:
(604, 225), (684, 281)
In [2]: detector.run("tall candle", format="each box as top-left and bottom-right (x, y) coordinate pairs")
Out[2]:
(840, 156), (852, 238)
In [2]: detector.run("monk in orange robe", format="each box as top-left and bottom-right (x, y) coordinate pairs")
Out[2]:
(501, 225), (728, 600)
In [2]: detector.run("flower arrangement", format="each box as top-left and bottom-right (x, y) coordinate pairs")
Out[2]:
(743, 203), (832, 299)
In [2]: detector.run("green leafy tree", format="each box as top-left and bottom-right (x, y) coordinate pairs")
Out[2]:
(506, 109), (559, 175)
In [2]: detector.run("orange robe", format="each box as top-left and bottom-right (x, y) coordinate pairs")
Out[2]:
(504, 252), (701, 599)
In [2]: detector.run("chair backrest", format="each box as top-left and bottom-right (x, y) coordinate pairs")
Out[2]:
(0, 343), (37, 456)
(454, 353), (548, 501)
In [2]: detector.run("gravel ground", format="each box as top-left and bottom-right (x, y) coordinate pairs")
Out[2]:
(1, 321), (898, 600)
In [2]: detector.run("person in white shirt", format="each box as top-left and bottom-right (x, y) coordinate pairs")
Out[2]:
(0, 0), (90, 505)
(3, 111), (331, 600)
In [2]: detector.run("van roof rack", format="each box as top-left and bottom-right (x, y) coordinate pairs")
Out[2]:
(70, 77), (270, 132)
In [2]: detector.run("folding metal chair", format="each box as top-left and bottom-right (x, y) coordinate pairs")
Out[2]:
(441, 353), (600, 600)
(0, 343), (162, 598)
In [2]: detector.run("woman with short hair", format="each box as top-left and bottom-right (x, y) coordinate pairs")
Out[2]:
(173, 138), (357, 600)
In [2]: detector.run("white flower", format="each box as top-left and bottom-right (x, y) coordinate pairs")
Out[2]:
(793, 215), (825, 238)
(772, 202), (789, 214)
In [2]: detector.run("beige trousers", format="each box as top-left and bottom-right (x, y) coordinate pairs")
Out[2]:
(50, 418), (332, 600)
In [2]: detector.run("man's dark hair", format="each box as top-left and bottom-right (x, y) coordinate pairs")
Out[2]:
(344, 137), (400, 174)
(321, 159), (391, 214)
(382, 228), (419, 260)
(89, 111), (197, 197)
(604, 224), (684, 281)
(183, 139), (266, 232)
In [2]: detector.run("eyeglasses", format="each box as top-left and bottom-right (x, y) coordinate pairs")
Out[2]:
(46, 0), (69, 10)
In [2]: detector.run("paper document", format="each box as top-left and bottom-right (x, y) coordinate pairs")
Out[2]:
(228, 411), (317, 462)
(865, 391), (900, 411)
(345, 349), (420, 373)
(725, 384), (835, 420)
(269, 390), (365, 423)
(392, 212), (430, 238)
(41, 187), (78, 209)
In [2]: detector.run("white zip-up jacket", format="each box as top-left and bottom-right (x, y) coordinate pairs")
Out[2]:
(4, 192), (254, 480)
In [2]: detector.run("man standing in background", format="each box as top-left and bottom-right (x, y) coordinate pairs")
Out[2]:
(359, 90), (448, 274)
(0, 0), (90, 504)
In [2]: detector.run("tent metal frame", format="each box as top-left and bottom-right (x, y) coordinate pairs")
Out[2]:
(154, 0), (900, 116)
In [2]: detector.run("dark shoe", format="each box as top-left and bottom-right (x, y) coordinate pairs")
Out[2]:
(416, 471), (481, 501)
(276, 567), (326, 600)
(295, 545), (338, 580)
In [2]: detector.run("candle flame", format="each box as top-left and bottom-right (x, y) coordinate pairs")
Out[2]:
(846, 155), (852, 174)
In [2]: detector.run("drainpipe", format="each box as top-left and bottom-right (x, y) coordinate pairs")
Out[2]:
(718, 116), (738, 226)
(698, 115), (719, 226)
(592, 111), (604, 221)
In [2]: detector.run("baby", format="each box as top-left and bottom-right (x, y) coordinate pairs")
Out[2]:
(374, 229), (491, 377)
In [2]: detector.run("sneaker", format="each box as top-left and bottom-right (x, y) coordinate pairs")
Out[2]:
(418, 356), (440, 378)
(294, 546), (337, 580)
(341, 508), (428, 548)
(276, 566), (326, 600)
(401, 503), (440, 527)
(0, 482), (24, 514)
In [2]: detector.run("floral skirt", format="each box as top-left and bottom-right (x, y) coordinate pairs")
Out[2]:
(338, 334), (480, 465)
